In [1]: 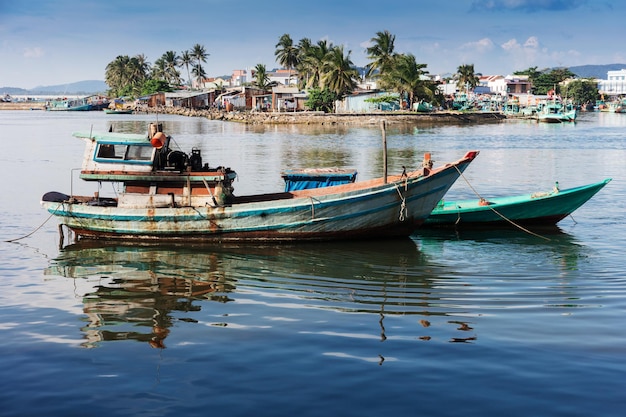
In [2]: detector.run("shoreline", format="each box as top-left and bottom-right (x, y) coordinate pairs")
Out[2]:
(0, 101), (509, 124)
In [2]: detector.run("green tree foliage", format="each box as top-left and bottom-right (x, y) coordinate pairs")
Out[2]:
(105, 54), (149, 97)
(513, 66), (542, 84)
(275, 35), (360, 101)
(275, 34), (299, 83)
(305, 88), (338, 113)
(321, 45), (358, 98)
(179, 50), (193, 87)
(563, 79), (599, 105)
(104, 44), (208, 98)
(140, 79), (173, 96)
(297, 39), (334, 89)
(252, 63), (277, 90)
(378, 53), (436, 109)
(365, 30), (397, 78)
(191, 44), (209, 87)
(295, 37), (313, 89)
(456, 64), (479, 92)
(158, 50), (182, 86)
(519, 67), (576, 95)
(364, 94), (399, 110)
(364, 94), (398, 105)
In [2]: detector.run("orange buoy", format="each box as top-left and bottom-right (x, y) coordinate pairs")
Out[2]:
(151, 132), (166, 149)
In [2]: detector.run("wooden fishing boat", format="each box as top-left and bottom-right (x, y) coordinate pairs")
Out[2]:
(41, 124), (479, 242)
(537, 100), (577, 123)
(103, 108), (133, 114)
(424, 179), (611, 228)
(45, 97), (92, 111)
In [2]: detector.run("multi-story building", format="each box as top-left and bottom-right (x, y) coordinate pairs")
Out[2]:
(598, 69), (626, 95)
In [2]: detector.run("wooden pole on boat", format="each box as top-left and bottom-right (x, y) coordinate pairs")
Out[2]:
(381, 120), (388, 184)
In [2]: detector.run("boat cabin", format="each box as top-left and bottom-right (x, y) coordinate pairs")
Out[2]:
(74, 125), (237, 208)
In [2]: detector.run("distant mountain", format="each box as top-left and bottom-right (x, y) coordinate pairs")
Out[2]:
(568, 64), (626, 79)
(1, 80), (107, 95)
(0, 87), (29, 95)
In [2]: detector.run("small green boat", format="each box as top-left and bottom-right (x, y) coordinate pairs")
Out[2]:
(425, 179), (611, 228)
(104, 108), (133, 114)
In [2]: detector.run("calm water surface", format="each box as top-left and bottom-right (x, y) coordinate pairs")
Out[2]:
(1, 110), (625, 416)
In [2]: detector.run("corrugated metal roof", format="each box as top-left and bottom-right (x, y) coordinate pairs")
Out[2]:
(165, 91), (208, 99)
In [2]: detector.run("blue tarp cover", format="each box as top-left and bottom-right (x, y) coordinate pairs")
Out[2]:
(281, 169), (357, 192)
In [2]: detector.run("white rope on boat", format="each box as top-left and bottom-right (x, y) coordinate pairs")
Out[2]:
(453, 165), (551, 241)
(394, 183), (407, 222)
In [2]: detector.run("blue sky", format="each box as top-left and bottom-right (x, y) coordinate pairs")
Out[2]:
(1, 0), (624, 89)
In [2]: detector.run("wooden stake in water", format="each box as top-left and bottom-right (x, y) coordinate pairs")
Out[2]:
(381, 120), (387, 184)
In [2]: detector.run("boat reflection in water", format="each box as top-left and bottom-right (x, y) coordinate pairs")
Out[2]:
(45, 238), (483, 349)
(416, 226), (585, 276)
(45, 227), (587, 350)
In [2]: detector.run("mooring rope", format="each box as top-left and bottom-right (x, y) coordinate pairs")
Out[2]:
(5, 210), (58, 243)
(309, 196), (315, 218)
(394, 184), (407, 221)
(453, 166), (551, 241)
(308, 196), (323, 219)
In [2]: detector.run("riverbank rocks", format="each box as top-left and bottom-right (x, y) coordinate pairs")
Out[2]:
(144, 106), (507, 125)
(0, 102), (507, 124)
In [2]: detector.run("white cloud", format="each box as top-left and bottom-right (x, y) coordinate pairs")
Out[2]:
(23, 47), (44, 58)
(523, 36), (539, 49)
(461, 38), (495, 53)
(501, 38), (521, 51)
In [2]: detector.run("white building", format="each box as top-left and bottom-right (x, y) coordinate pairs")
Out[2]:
(598, 69), (626, 95)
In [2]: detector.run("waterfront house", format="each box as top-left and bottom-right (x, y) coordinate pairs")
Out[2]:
(136, 92), (166, 109)
(335, 91), (399, 113)
(598, 69), (626, 96)
(269, 69), (298, 86)
(164, 91), (215, 109)
(272, 86), (302, 111)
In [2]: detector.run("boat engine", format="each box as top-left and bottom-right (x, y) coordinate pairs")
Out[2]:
(190, 148), (203, 171)
(166, 150), (188, 171)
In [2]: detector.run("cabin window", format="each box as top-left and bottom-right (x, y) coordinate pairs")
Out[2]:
(95, 143), (153, 163)
(126, 145), (153, 161)
(96, 144), (125, 159)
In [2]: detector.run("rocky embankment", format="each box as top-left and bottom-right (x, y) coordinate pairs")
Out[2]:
(0, 102), (46, 110)
(1, 101), (507, 124)
(145, 106), (507, 125)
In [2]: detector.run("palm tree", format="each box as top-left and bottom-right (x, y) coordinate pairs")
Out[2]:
(105, 55), (130, 95)
(252, 63), (276, 90)
(456, 64), (479, 92)
(131, 54), (150, 78)
(365, 30), (396, 78)
(179, 50), (193, 87)
(105, 54), (150, 97)
(321, 45), (358, 98)
(299, 39), (333, 89)
(379, 54), (432, 109)
(275, 34), (299, 84)
(191, 65), (207, 88)
(295, 37), (313, 88)
(159, 50), (181, 85)
(191, 44), (209, 88)
(152, 57), (167, 81)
